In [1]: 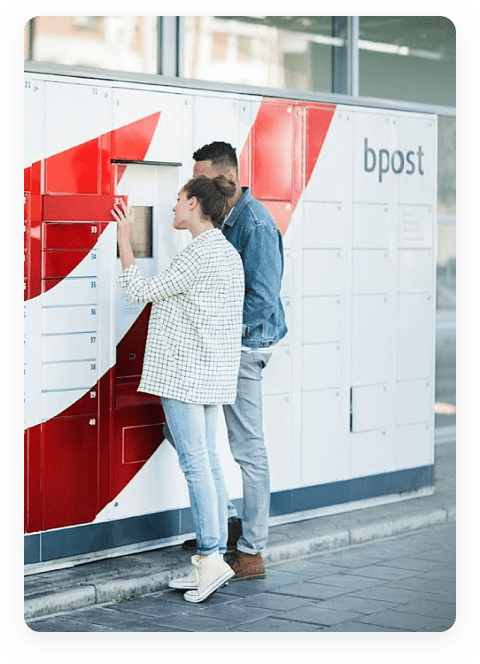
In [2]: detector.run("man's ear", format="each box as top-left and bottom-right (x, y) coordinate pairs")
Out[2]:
(225, 167), (238, 183)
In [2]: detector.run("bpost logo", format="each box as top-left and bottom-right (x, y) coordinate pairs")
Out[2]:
(364, 138), (425, 183)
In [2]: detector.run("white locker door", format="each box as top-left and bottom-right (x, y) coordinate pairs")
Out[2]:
(113, 88), (184, 163)
(351, 296), (393, 386)
(45, 80), (112, 159)
(397, 294), (434, 380)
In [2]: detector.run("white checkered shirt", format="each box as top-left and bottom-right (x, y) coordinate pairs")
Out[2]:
(118, 229), (244, 404)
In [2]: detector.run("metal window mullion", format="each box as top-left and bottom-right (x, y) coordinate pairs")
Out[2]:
(347, 16), (360, 97)
(159, 16), (180, 77)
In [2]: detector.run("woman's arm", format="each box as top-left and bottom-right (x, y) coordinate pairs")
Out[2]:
(113, 201), (201, 304)
(112, 200), (135, 271)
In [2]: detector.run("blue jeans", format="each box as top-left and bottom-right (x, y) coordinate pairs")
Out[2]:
(161, 398), (228, 555)
(223, 349), (272, 554)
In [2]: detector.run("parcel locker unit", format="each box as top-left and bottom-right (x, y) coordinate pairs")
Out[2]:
(24, 71), (437, 568)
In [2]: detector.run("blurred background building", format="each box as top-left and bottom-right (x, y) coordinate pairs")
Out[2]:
(24, 16), (456, 439)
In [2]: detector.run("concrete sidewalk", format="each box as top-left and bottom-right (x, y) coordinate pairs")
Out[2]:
(24, 441), (455, 622)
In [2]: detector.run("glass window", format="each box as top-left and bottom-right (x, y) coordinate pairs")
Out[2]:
(435, 114), (456, 429)
(184, 16), (342, 93)
(438, 116), (456, 216)
(25, 17), (159, 74)
(359, 17), (455, 106)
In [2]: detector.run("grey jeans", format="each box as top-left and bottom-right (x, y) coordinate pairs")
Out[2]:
(223, 348), (272, 554)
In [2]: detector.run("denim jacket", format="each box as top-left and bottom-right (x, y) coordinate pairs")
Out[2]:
(222, 187), (288, 348)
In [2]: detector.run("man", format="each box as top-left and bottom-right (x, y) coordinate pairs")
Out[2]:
(190, 141), (288, 580)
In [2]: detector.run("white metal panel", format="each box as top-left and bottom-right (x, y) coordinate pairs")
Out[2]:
(280, 248), (293, 297)
(395, 423), (434, 470)
(303, 250), (344, 296)
(264, 394), (294, 492)
(398, 250), (433, 293)
(42, 333), (98, 363)
(42, 305), (99, 335)
(301, 389), (347, 485)
(24, 77), (44, 168)
(303, 297), (342, 344)
(113, 88), (184, 163)
(303, 202), (344, 248)
(399, 116), (437, 206)
(193, 95), (244, 159)
(353, 250), (391, 294)
(43, 278), (99, 306)
(350, 430), (394, 477)
(352, 296), (393, 385)
(398, 206), (434, 248)
(397, 294), (434, 380)
(45, 80), (112, 159)
(396, 380), (433, 425)
(352, 384), (389, 432)
(305, 110), (353, 202)
(42, 360), (98, 391)
(353, 110), (400, 203)
(262, 346), (291, 396)
(280, 297), (293, 347)
(302, 343), (342, 391)
(353, 204), (390, 249)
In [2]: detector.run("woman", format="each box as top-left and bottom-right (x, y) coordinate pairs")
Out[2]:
(112, 175), (244, 603)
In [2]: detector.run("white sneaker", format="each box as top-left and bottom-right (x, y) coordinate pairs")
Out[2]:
(169, 556), (200, 590)
(183, 553), (234, 603)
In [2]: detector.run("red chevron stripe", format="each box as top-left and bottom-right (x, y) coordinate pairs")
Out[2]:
(245, 99), (335, 235)
(24, 113), (161, 300)
(25, 99), (337, 535)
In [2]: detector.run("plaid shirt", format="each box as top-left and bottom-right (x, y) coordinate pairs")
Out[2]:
(118, 229), (244, 404)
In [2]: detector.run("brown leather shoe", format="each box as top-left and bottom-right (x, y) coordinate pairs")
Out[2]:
(225, 550), (265, 581)
(181, 519), (243, 553)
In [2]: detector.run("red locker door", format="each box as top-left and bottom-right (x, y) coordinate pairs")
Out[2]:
(110, 305), (164, 499)
(36, 193), (127, 531)
(41, 415), (100, 531)
(251, 100), (295, 202)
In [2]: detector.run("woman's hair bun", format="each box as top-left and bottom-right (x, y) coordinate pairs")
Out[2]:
(183, 175), (236, 227)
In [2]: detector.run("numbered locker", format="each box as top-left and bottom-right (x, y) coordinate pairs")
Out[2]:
(42, 222), (103, 249)
(44, 81), (112, 194)
(41, 415), (100, 531)
(303, 250), (344, 296)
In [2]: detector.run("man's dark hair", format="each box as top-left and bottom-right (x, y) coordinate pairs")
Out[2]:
(193, 141), (238, 171)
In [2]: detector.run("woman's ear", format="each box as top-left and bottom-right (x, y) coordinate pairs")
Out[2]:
(188, 195), (198, 210)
